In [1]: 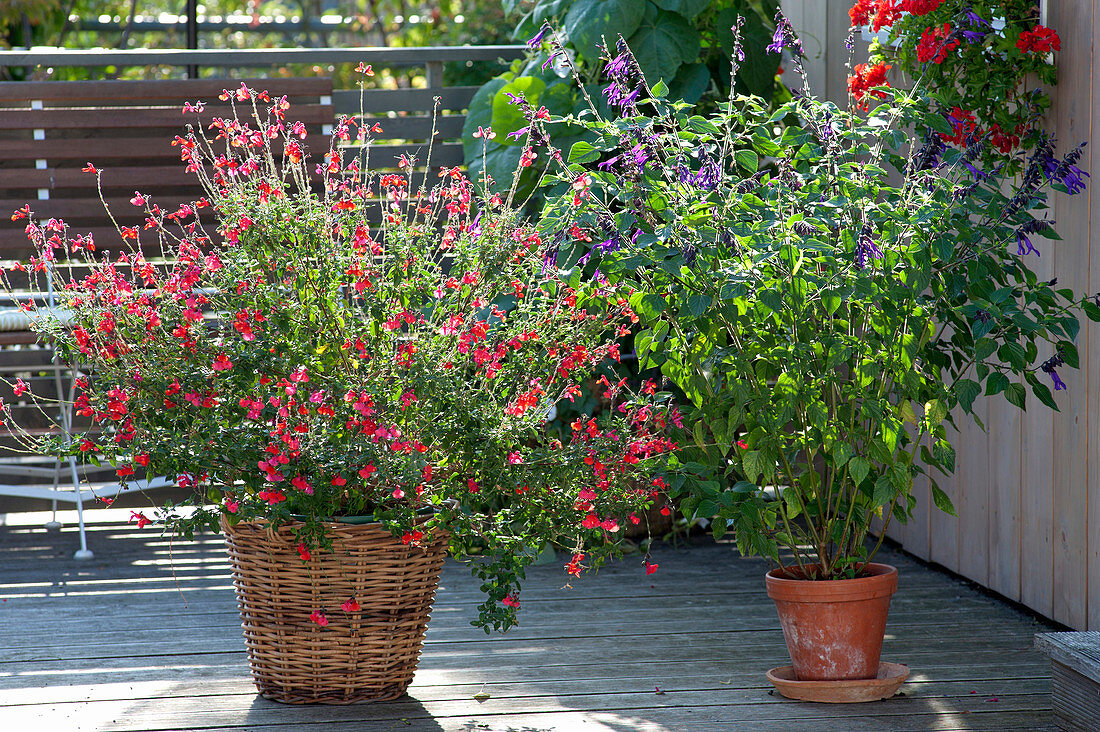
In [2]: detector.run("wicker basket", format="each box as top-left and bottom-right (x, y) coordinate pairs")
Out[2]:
(221, 516), (447, 704)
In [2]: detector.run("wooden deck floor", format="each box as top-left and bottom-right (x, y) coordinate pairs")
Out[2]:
(0, 510), (1058, 731)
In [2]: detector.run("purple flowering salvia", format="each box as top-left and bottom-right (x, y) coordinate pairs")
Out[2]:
(766, 11), (803, 57)
(1015, 218), (1051, 256)
(527, 22), (552, 49)
(960, 11), (989, 43)
(1041, 353), (1067, 391)
(855, 225), (883, 268)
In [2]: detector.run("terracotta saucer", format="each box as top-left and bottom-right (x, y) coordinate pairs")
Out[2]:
(765, 662), (910, 703)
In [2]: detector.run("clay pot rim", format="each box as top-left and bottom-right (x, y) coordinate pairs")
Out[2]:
(765, 562), (898, 603)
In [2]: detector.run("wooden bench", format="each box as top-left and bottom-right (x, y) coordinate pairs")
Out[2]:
(0, 77), (334, 261)
(1035, 632), (1100, 731)
(0, 77), (333, 556)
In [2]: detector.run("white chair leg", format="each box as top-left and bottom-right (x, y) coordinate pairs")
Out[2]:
(70, 457), (92, 561)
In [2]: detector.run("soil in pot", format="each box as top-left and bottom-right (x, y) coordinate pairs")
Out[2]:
(765, 563), (898, 682)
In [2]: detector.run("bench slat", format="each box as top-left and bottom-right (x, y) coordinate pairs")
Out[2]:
(0, 78), (333, 101)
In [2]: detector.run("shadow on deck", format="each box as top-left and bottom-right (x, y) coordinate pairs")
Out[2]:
(0, 509), (1056, 731)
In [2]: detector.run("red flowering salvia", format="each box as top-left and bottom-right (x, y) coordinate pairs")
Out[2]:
(5, 82), (676, 632)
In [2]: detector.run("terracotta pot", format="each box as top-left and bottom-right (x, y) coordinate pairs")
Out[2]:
(765, 563), (898, 681)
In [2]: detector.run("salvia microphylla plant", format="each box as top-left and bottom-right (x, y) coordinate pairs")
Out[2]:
(511, 11), (1097, 578)
(5, 80), (677, 630)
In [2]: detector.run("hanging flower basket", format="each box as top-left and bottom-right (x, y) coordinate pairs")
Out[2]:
(221, 516), (447, 704)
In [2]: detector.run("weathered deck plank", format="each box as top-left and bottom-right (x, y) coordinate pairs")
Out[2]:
(0, 511), (1057, 731)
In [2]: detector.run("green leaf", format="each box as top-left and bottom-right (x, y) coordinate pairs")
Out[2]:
(685, 294), (710, 317)
(985, 372), (1008, 396)
(932, 439), (956, 473)
(759, 289), (782, 314)
(650, 79), (669, 98)
(1031, 380), (1058, 410)
(1004, 382), (1026, 409)
(491, 76), (546, 143)
(848, 456), (870, 487)
(667, 62), (710, 104)
(629, 291), (666, 320)
(1083, 301), (1100, 322)
(564, 0), (646, 61)
(931, 484), (956, 516)
(626, 7), (699, 83)
(653, 0), (708, 19)
(567, 140), (601, 164)
(872, 475), (894, 509)
(734, 149), (759, 174)
(955, 378), (981, 413)
(924, 112), (954, 136)
(742, 450), (765, 483)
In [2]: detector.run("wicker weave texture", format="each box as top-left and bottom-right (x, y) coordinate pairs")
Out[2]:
(221, 517), (447, 704)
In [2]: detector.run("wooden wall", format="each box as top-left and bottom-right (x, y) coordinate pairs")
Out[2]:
(784, 0), (1097, 630)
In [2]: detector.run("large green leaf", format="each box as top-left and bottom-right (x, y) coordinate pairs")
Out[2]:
(462, 76), (509, 162)
(564, 0), (646, 61)
(490, 76), (547, 144)
(667, 61), (710, 104)
(627, 8), (699, 84)
(653, 0), (708, 19)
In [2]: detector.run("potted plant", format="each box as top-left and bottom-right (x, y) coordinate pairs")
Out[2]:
(5, 82), (676, 703)
(526, 11), (1094, 700)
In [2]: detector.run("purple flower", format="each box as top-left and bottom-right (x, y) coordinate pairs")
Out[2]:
(766, 13), (803, 56)
(605, 51), (630, 77)
(855, 226), (882, 268)
(693, 159), (720, 190)
(1041, 353), (1067, 391)
(1015, 219), (1050, 256)
(527, 22), (551, 49)
(960, 11), (989, 43)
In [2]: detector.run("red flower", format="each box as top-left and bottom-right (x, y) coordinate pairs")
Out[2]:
(1017, 25), (1060, 54)
(916, 24), (957, 64)
(501, 594), (520, 608)
(12, 378), (27, 397)
(129, 511), (151, 528)
(309, 610), (328, 627)
(581, 513), (600, 529)
(297, 542), (311, 561)
(848, 62), (892, 111)
(117, 465), (135, 477)
(341, 598), (361, 612)
(358, 464), (377, 481)
(645, 562), (659, 575)
(899, 0), (943, 15)
(212, 353), (233, 372)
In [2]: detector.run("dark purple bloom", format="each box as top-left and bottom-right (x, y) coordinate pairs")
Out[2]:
(597, 155), (623, 171)
(1015, 219), (1050, 256)
(694, 159), (720, 190)
(855, 226), (883, 268)
(507, 126), (530, 140)
(527, 22), (551, 49)
(1041, 353), (1067, 391)
(604, 51), (630, 77)
(767, 13), (803, 56)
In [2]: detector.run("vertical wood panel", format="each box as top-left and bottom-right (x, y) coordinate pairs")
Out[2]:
(1048, 0), (1091, 630)
(959, 402), (991, 587)
(988, 392), (1022, 601)
(930, 423), (962, 570)
(905, 435), (932, 561)
(824, 3), (855, 105)
(1087, 0), (1100, 632)
(781, 0), (827, 97)
(1022, 248), (1057, 619)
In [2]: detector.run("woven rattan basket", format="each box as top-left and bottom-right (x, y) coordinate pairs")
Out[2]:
(221, 516), (447, 704)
